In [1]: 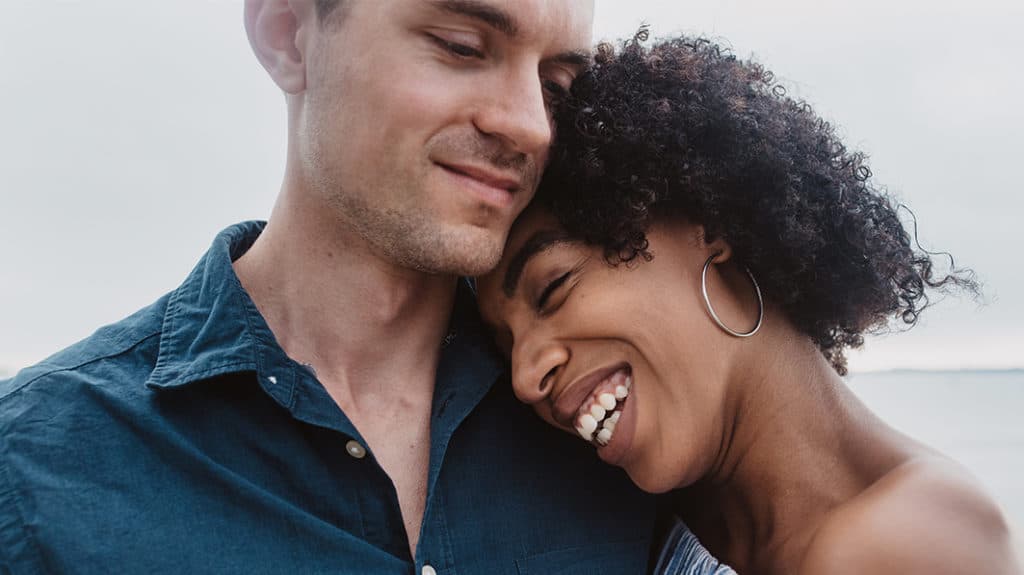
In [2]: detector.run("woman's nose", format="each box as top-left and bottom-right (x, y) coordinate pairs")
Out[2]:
(511, 335), (569, 405)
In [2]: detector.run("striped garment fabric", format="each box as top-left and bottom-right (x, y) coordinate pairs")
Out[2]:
(654, 518), (738, 575)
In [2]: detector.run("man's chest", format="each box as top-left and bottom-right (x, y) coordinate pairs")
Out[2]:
(3, 374), (656, 574)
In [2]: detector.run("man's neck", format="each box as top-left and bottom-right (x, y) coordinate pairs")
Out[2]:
(232, 187), (458, 406)
(234, 185), (459, 559)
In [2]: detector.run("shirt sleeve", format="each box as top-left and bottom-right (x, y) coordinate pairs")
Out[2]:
(0, 431), (39, 574)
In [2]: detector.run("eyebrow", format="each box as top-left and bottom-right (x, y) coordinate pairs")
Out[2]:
(502, 230), (573, 298)
(427, 0), (519, 37)
(426, 0), (593, 74)
(548, 50), (591, 74)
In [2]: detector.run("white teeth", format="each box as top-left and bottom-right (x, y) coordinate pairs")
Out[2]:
(578, 413), (598, 435)
(604, 410), (620, 432)
(574, 370), (632, 446)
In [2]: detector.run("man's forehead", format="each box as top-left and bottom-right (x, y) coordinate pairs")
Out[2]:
(534, 0), (594, 45)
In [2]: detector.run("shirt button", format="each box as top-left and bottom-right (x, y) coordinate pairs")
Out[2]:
(422, 565), (437, 575)
(345, 440), (366, 459)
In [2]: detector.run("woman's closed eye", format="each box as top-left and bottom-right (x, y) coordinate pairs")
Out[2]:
(533, 260), (586, 314)
(535, 271), (571, 311)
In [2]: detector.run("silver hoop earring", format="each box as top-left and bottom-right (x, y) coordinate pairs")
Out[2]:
(701, 253), (764, 338)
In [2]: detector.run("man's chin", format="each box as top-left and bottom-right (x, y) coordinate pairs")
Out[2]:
(446, 247), (504, 278)
(403, 230), (506, 278)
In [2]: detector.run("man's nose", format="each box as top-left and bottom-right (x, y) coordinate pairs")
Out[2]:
(472, 66), (553, 159)
(511, 333), (568, 405)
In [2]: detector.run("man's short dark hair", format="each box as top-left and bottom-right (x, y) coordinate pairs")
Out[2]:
(315, 0), (345, 24)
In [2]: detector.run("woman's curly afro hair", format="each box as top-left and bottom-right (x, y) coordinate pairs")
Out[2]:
(536, 31), (975, 374)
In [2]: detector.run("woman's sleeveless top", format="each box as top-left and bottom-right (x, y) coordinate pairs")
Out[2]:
(654, 518), (737, 575)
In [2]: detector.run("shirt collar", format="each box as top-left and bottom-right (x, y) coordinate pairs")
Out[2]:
(145, 221), (504, 428)
(146, 221), (291, 397)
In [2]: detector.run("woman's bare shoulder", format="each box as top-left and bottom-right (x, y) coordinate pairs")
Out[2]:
(799, 457), (1019, 574)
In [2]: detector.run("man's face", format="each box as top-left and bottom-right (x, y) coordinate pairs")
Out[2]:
(298, 0), (594, 276)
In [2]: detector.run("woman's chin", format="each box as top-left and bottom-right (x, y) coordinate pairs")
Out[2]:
(615, 402), (695, 494)
(593, 384), (678, 494)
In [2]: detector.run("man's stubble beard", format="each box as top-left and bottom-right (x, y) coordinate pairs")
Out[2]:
(300, 98), (531, 277)
(324, 183), (508, 277)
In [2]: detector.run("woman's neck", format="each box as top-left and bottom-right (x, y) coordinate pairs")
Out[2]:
(681, 317), (917, 573)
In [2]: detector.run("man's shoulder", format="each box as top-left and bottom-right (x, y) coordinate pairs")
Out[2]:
(0, 294), (170, 409)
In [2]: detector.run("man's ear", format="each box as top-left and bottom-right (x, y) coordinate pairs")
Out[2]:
(244, 0), (313, 94)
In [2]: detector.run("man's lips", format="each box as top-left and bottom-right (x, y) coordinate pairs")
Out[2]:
(437, 161), (523, 194)
(551, 363), (631, 428)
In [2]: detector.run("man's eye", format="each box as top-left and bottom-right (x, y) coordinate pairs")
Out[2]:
(542, 79), (570, 102)
(430, 35), (484, 59)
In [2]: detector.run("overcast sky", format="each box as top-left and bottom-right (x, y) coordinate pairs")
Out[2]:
(1, 0), (1022, 376)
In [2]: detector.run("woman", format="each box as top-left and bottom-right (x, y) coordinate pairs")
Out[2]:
(477, 34), (1018, 574)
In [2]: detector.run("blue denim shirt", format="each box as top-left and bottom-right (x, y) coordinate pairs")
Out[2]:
(0, 222), (656, 574)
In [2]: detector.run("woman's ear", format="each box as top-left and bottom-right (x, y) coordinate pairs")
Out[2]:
(694, 225), (733, 264)
(244, 0), (312, 94)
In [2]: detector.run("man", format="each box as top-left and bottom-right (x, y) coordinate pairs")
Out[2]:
(0, 1), (656, 573)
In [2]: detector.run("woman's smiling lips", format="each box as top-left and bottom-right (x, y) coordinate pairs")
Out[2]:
(594, 378), (637, 466)
(552, 363), (631, 431)
(548, 363), (636, 465)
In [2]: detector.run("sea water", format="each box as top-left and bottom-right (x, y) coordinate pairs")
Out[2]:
(849, 370), (1024, 532)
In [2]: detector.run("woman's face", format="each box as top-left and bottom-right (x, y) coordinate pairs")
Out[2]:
(477, 206), (747, 493)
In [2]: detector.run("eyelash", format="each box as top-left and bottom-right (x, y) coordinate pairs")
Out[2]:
(429, 35), (572, 101)
(542, 80), (570, 101)
(536, 271), (572, 312)
(429, 35), (485, 59)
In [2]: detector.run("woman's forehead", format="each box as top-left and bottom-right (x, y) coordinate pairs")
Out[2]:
(478, 207), (563, 299)
(506, 206), (563, 256)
